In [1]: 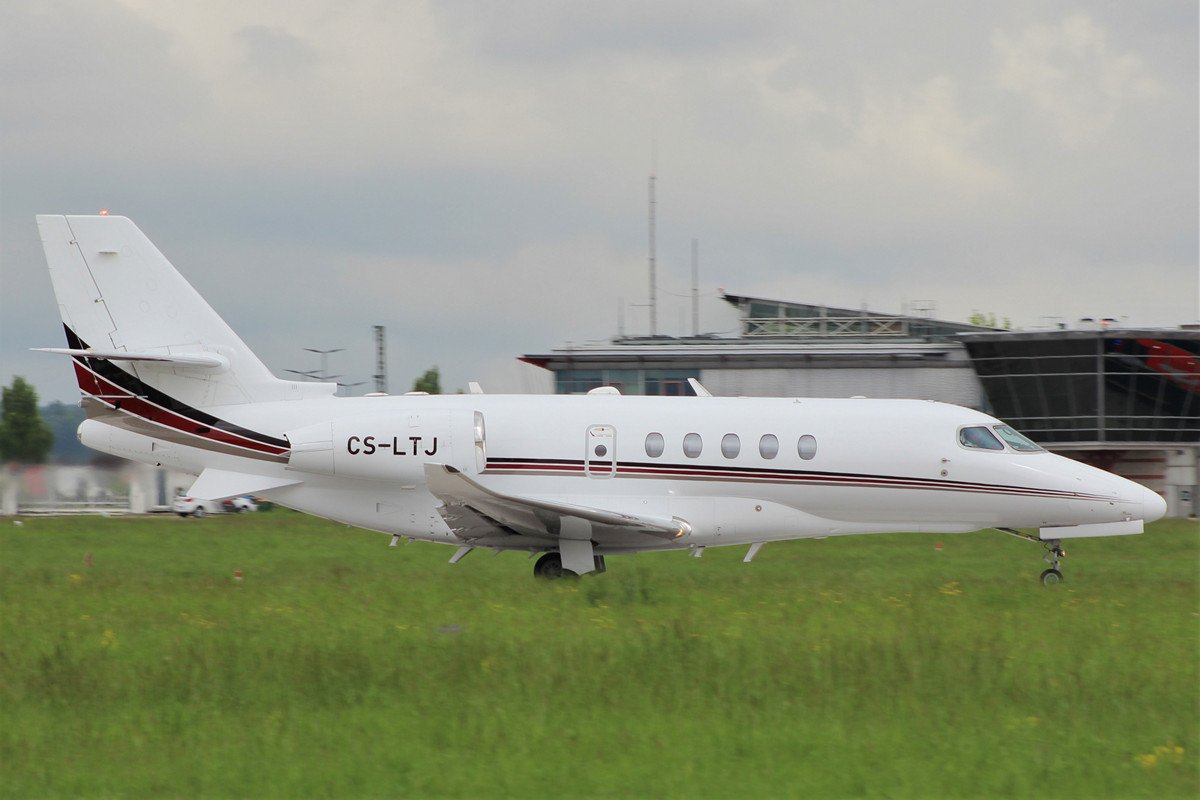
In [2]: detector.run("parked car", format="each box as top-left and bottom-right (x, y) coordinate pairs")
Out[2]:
(222, 496), (259, 513)
(173, 494), (259, 517)
(173, 496), (222, 517)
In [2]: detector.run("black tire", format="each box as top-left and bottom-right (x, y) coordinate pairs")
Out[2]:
(176, 512), (187, 518)
(193, 507), (205, 519)
(1040, 568), (1063, 586)
(533, 552), (577, 580)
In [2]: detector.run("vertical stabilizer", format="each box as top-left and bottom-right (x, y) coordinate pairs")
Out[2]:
(36, 215), (332, 408)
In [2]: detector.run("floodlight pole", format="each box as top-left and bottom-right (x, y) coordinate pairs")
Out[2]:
(304, 348), (344, 383)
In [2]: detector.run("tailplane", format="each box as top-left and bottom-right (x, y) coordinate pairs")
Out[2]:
(36, 215), (332, 408)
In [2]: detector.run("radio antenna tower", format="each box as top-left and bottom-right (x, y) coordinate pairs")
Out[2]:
(691, 238), (699, 337)
(372, 325), (388, 394)
(648, 144), (657, 336)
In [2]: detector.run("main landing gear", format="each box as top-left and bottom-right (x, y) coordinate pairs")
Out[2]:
(533, 552), (607, 580)
(534, 552), (570, 579)
(997, 528), (1066, 585)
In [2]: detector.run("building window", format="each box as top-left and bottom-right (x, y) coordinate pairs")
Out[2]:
(798, 434), (817, 460)
(643, 369), (701, 396)
(759, 434), (779, 459)
(683, 433), (703, 458)
(721, 433), (740, 458)
(645, 432), (665, 458)
(555, 369), (604, 395)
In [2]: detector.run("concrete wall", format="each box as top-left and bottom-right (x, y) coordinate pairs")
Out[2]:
(1163, 448), (1198, 518)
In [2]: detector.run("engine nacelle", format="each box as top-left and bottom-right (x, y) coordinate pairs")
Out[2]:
(285, 408), (485, 483)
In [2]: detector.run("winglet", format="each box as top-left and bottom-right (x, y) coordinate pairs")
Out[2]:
(688, 378), (713, 397)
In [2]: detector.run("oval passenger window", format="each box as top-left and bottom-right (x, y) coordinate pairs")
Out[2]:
(721, 433), (740, 459)
(645, 432), (665, 458)
(798, 434), (817, 460)
(683, 433), (703, 458)
(759, 434), (779, 459)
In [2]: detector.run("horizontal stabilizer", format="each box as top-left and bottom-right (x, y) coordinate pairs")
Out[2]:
(33, 347), (228, 369)
(186, 468), (301, 501)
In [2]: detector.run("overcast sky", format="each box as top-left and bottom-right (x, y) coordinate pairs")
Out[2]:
(2, 0), (1197, 404)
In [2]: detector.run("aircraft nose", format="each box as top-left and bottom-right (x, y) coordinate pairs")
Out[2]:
(1140, 484), (1167, 523)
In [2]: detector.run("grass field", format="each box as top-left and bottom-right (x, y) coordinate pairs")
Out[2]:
(1, 511), (1196, 799)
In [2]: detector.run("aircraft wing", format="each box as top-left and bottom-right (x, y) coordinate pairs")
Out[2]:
(424, 464), (691, 544)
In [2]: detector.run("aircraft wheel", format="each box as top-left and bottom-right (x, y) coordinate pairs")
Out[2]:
(193, 507), (205, 519)
(1040, 568), (1063, 586)
(533, 552), (575, 580)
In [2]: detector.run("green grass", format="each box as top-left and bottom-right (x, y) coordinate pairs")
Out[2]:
(1, 512), (1197, 799)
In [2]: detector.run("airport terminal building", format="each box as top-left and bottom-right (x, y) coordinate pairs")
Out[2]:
(523, 294), (1199, 518)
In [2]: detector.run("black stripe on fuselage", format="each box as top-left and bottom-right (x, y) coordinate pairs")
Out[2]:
(64, 325), (290, 450)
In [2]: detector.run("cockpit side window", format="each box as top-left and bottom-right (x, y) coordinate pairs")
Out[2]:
(958, 426), (1004, 451)
(992, 425), (1043, 452)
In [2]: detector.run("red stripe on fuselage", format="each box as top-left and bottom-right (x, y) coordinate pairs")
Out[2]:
(482, 459), (1111, 502)
(75, 359), (287, 457)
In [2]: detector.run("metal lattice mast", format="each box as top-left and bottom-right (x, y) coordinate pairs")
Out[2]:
(691, 238), (699, 337)
(373, 325), (387, 394)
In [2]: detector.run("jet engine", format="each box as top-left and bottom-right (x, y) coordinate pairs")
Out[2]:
(285, 408), (485, 482)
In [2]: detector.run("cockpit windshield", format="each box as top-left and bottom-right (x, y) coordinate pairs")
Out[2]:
(991, 425), (1043, 452)
(958, 426), (1004, 450)
(958, 424), (1044, 452)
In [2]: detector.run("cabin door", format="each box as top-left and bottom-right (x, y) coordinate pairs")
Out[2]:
(584, 425), (616, 478)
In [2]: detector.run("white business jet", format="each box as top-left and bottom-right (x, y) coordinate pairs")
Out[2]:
(34, 215), (1166, 583)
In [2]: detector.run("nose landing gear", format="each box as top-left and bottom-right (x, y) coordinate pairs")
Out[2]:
(1039, 540), (1065, 585)
(996, 528), (1067, 585)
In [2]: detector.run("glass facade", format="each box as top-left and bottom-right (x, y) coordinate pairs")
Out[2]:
(555, 368), (700, 395)
(962, 334), (1200, 444)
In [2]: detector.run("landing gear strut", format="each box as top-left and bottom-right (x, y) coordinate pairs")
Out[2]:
(996, 528), (1066, 585)
(1039, 540), (1065, 585)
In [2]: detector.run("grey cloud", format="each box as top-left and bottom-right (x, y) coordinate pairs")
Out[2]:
(0, 0), (210, 152)
(235, 25), (320, 79)
(433, 0), (782, 62)
(994, 14), (1162, 145)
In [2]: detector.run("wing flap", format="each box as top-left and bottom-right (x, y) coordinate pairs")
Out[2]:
(424, 464), (691, 542)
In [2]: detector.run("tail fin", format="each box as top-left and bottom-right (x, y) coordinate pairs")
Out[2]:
(36, 214), (332, 407)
